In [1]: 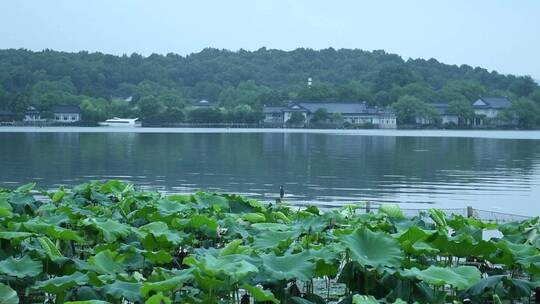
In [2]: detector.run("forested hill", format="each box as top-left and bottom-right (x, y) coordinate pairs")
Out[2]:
(0, 48), (538, 123)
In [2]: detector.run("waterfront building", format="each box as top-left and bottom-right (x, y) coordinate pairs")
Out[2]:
(263, 101), (397, 128)
(23, 106), (43, 122)
(53, 105), (81, 123)
(472, 96), (512, 126)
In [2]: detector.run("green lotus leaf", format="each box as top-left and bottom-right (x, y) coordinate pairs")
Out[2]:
(0, 196), (13, 217)
(144, 292), (172, 304)
(87, 250), (125, 275)
(0, 232), (34, 240)
(428, 209), (448, 233)
(427, 232), (495, 258)
(352, 295), (379, 304)
(313, 259), (339, 278)
(291, 297), (316, 304)
(252, 230), (296, 250)
(461, 275), (533, 300)
(51, 189), (65, 203)
(340, 228), (403, 268)
(99, 280), (142, 302)
(410, 241), (440, 254)
(272, 211), (291, 223)
(15, 183), (35, 193)
(396, 226), (439, 255)
(5, 192), (37, 214)
(185, 254), (258, 282)
(242, 212), (267, 223)
(193, 192), (229, 211)
(459, 275), (505, 299)
(220, 239), (245, 256)
(402, 265), (481, 290)
(396, 226), (435, 244)
(24, 220), (83, 242)
(261, 251), (314, 282)
(378, 204), (405, 218)
(166, 194), (191, 203)
(0, 283), (18, 304)
(83, 218), (131, 242)
(251, 222), (290, 232)
(0, 255), (42, 278)
(141, 250), (173, 264)
(99, 180), (126, 194)
(155, 198), (188, 215)
(34, 272), (88, 294)
(37, 236), (64, 261)
(68, 286), (103, 301)
(65, 301), (109, 304)
(136, 221), (183, 246)
(186, 214), (219, 237)
(242, 284), (278, 303)
(140, 269), (193, 297)
(494, 239), (539, 265)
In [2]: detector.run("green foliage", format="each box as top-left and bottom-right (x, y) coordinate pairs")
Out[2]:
(0, 283), (18, 304)
(0, 180), (539, 303)
(392, 95), (437, 124)
(0, 255), (42, 278)
(340, 228), (403, 268)
(2, 48), (538, 125)
(311, 108), (329, 123)
(287, 112), (306, 125)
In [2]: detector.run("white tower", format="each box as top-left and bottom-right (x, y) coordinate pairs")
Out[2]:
(307, 77), (312, 87)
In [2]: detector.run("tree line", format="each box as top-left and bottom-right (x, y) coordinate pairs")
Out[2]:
(0, 48), (538, 127)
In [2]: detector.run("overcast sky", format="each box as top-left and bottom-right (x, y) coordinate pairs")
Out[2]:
(1, 0), (539, 79)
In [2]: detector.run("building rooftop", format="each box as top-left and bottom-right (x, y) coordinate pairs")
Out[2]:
(474, 96), (512, 109)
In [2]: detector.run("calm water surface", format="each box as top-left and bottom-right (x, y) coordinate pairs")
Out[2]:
(1, 127), (540, 215)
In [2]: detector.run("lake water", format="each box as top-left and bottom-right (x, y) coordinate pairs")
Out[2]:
(1, 127), (540, 216)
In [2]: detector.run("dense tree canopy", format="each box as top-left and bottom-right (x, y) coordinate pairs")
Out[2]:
(0, 48), (538, 125)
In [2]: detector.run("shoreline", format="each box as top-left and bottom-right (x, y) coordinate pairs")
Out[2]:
(2, 126), (540, 139)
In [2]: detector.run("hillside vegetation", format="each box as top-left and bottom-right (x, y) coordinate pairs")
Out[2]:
(0, 48), (539, 125)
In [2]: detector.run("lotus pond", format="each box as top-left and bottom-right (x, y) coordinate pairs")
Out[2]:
(1, 181), (540, 304)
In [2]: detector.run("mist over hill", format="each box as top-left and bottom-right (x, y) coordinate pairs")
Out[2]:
(0, 47), (538, 125)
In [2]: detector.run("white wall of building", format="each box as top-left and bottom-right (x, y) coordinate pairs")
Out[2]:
(54, 113), (81, 123)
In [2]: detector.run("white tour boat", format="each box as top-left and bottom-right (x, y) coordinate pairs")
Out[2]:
(99, 117), (142, 127)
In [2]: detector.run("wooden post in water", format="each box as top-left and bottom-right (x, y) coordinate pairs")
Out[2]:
(365, 202), (371, 213)
(467, 206), (473, 218)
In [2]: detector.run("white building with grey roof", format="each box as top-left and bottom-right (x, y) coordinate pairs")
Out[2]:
(263, 101), (396, 129)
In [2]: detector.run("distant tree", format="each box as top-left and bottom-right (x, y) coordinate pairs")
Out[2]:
(138, 95), (166, 122)
(311, 108), (329, 123)
(161, 107), (185, 123)
(287, 112), (305, 125)
(226, 104), (262, 123)
(296, 84), (337, 101)
(509, 98), (539, 129)
(0, 48), (539, 125)
(392, 95), (437, 125)
(331, 112), (344, 125)
(509, 76), (536, 97)
(187, 107), (223, 123)
(528, 88), (540, 105)
(448, 99), (474, 125)
(372, 66), (417, 92)
(80, 97), (110, 122)
(374, 91), (392, 106)
(438, 80), (486, 102)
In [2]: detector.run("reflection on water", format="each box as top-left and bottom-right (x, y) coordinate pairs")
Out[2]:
(1, 131), (540, 215)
